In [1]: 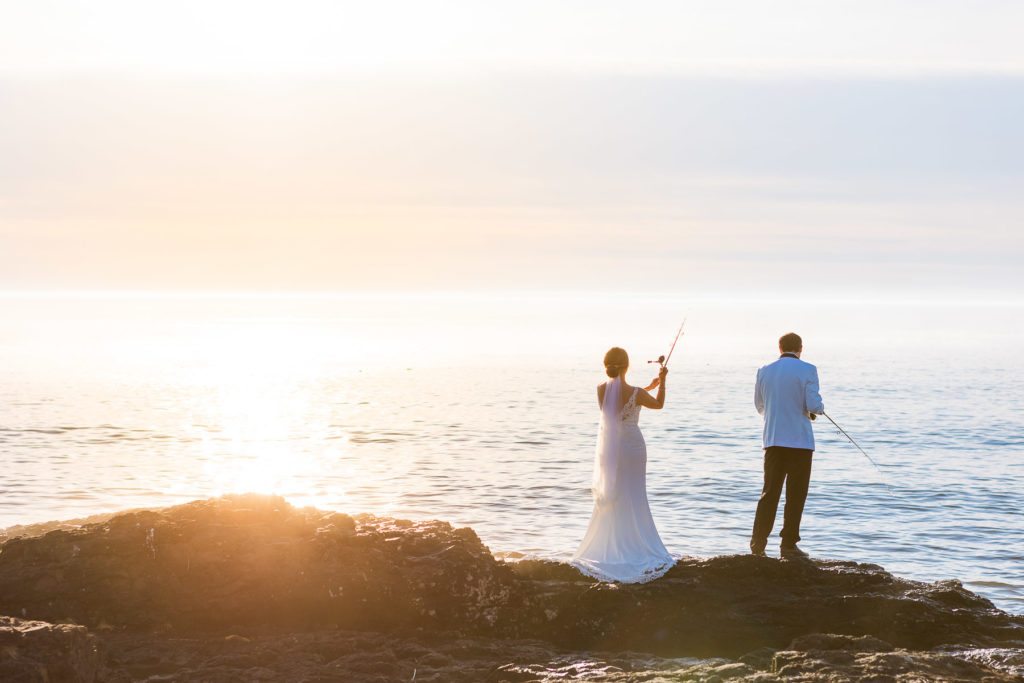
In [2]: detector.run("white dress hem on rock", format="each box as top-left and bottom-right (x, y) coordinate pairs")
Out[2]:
(570, 380), (676, 583)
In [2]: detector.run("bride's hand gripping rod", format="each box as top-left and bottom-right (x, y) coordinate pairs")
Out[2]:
(821, 412), (897, 498)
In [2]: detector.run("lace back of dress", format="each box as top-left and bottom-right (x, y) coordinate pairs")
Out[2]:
(620, 388), (641, 425)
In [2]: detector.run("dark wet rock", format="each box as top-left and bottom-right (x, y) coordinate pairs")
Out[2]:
(98, 630), (578, 682)
(738, 646), (777, 670)
(0, 616), (101, 682)
(957, 647), (1024, 679)
(0, 494), (1022, 680)
(765, 633), (1019, 682)
(0, 626), (1002, 682)
(510, 554), (1024, 657)
(787, 633), (894, 652)
(0, 494), (515, 634)
(0, 509), (150, 547)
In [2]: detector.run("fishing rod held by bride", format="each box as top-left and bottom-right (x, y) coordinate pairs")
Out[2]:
(643, 319), (686, 392)
(648, 319), (687, 369)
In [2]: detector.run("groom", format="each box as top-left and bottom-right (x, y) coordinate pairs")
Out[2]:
(750, 332), (824, 558)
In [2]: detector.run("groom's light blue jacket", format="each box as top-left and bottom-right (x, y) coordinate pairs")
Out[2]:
(755, 354), (825, 450)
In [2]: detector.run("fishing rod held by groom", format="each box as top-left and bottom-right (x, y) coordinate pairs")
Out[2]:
(750, 332), (824, 559)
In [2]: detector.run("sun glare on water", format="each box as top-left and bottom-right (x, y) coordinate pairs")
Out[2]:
(172, 320), (358, 503)
(152, 304), (457, 514)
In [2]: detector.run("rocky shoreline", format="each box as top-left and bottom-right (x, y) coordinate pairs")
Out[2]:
(1, 494), (1022, 681)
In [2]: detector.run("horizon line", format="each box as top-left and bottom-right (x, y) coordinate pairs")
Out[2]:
(7, 62), (1024, 82)
(1, 288), (1021, 307)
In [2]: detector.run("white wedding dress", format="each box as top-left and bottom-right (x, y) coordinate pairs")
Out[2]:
(570, 377), (675, 583)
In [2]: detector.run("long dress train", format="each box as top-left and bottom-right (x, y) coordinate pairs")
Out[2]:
(570, 380), (675, 583)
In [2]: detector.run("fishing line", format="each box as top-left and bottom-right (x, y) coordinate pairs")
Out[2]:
(822, 411), (897, 498)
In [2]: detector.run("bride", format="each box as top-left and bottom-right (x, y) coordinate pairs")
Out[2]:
(571, 346), (675, 583)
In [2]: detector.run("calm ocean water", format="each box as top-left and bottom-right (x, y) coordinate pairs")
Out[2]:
(1, 292), (1022, 613)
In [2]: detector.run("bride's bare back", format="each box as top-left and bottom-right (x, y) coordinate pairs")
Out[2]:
(597, 367), (668, 411)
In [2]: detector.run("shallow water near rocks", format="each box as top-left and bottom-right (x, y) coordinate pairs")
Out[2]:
(1, 292), (1022, 613)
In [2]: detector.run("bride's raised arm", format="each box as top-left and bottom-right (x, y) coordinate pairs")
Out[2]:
(637, 367), (668, 409)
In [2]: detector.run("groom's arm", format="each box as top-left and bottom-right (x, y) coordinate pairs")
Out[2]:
(754, 368), (765, 416)
(804, 368), (824, 417)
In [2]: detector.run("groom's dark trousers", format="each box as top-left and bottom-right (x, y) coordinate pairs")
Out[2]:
(751, 446), (813, 546)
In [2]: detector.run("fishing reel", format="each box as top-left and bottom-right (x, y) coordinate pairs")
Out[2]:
(648, 354), (667, 368)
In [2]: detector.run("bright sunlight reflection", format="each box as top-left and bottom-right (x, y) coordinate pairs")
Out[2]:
(185, 322), (350, 499)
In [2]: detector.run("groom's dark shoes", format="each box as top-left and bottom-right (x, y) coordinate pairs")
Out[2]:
(749, 539), (767, 556)
(779, 543), (809, 559)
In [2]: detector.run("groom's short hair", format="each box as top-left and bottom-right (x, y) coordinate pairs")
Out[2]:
(779, 332), (802, 353)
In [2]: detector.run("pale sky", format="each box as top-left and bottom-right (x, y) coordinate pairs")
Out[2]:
(2, 1), (1023, 294)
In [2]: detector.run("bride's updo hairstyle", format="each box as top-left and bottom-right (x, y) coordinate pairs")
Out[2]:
(603, 347), (629, 378)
